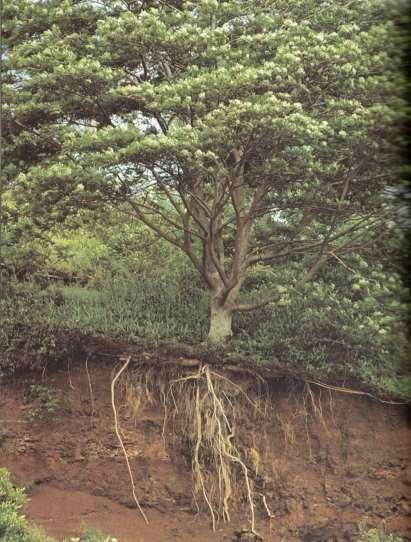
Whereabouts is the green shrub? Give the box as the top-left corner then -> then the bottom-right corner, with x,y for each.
23,383 -> 61,422
0,278 -> 59,375
73,526 -> 117,542
0,468 -> 52,542
46,231 -> 110,283
232,256 -> 410,399
0,469 -> 117,542
357,519 -> 404,541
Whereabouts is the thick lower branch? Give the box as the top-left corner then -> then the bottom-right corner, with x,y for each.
234,293 -> 281,312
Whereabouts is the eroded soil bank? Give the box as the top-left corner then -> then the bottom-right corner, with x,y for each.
0,358 -> 410,541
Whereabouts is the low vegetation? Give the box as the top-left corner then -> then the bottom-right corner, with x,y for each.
1,221 -> 409,400
357,519 -> 404,542
0,469 -> 117,542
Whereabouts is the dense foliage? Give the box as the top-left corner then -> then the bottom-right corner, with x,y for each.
0,280 -> 59,375
2,0 -> 408,342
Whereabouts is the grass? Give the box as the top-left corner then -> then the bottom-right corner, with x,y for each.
47,274 -> 209,344
1,269 -> 409,400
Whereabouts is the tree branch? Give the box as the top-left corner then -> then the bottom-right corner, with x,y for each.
126,200 -> 206,279
234,293 -> 281,312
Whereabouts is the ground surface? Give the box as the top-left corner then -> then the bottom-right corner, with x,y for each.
0,359 -> 410,541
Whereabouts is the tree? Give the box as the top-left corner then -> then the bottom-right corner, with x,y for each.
2,0 -> 406,343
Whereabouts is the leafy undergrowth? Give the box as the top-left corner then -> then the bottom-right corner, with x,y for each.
0,469 -> 116,542
357,520 -> 404,542
1,253 -> 409,401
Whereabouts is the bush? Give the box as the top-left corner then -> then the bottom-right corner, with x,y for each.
0,278 -> 59,376
232,256 -> 410,399
0,468 -> 52,542
46,230 -> 110,283
357,519 -> 404,541
74,526 -> 118,542
0,469 -> 116,542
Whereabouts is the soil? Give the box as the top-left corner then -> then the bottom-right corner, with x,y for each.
0,357 -> 410,542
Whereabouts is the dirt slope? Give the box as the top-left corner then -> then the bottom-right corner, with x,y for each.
0,359 -> 410,541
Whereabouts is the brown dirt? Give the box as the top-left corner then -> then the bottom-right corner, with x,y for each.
0,358 -> 410,541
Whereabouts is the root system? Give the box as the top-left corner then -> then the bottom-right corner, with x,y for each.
124,362 -> 266,535
113,359 -> 348,537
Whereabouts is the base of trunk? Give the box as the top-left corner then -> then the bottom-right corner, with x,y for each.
207,303 -> 233,344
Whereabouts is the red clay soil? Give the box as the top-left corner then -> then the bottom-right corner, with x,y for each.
0,359 -> 410,542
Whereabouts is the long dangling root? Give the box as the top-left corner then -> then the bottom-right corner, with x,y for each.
85,357 -> 95,426
261,493 -> 275,519
304,383 -> 329,435
193,383 -> 216,531
203,366 -> 258,535
111,356 -> 149,524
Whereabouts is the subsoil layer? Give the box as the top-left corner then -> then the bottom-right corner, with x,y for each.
0,358 -> 410,541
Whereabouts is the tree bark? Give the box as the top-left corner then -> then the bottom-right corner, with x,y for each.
207,296 -> 233,344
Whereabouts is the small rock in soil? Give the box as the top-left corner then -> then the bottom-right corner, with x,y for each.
234,529 -> 263,542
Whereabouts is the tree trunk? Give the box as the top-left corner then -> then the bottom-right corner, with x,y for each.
207,298 -> 233,344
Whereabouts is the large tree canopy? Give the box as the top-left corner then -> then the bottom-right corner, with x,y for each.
2,0 -> 406,342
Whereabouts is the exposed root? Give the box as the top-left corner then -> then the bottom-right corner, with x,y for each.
279,418 -> 296,451
305,383 -> 329,435
208,370 -> 262,413
328,389 -> 337,427
123,363 -> 353,538
304,378 -> 408,405
67,359 -> 75,391
301,389 -> 313,461
85,357 -> 95,424
187,365 -> 261,536
111,356 -> 149,524
261,493 -> 275,519
127,363 -> 263,536
193,382 -> 216,531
